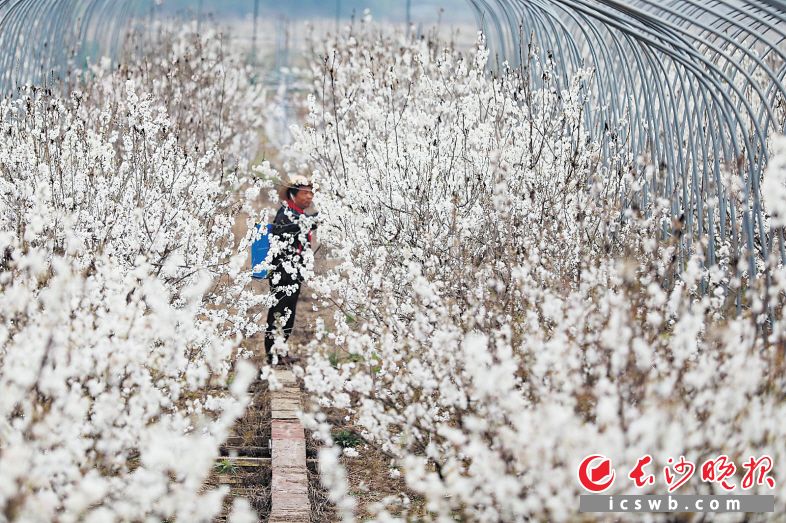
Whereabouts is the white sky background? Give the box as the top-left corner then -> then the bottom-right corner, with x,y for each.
156,0 -> 482,65
159,0 -> 478,24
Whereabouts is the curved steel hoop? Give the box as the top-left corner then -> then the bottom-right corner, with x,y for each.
0,0 -> 151,94
473,0 -> 786,273
2,0 -> 785,275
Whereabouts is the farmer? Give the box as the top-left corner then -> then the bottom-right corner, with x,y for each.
264,174 -> 318,364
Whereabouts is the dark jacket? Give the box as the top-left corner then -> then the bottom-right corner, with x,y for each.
268,202 -> 314,283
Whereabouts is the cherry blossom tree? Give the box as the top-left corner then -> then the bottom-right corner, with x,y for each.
290,20 -> 786,521
0,26 -> 269,522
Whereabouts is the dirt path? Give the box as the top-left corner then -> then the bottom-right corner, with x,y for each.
208,183 -> 339,522
205,354 -> 272,521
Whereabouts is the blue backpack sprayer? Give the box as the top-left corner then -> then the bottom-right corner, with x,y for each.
251,223 -> 272,279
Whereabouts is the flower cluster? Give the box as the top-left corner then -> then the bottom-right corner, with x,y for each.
290,21 -> 786,521
0,26 -> 267,521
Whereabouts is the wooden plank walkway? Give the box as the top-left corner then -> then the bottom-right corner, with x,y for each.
269,369 -> 311,523
209,378 -> 272,522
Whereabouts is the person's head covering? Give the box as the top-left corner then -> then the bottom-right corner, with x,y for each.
277,173 -> 313,202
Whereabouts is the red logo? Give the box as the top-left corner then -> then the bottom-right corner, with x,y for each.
578,454 -> 616,492
582,452 -> 776,491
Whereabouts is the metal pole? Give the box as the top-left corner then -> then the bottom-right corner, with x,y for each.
251,0 -> 259,64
